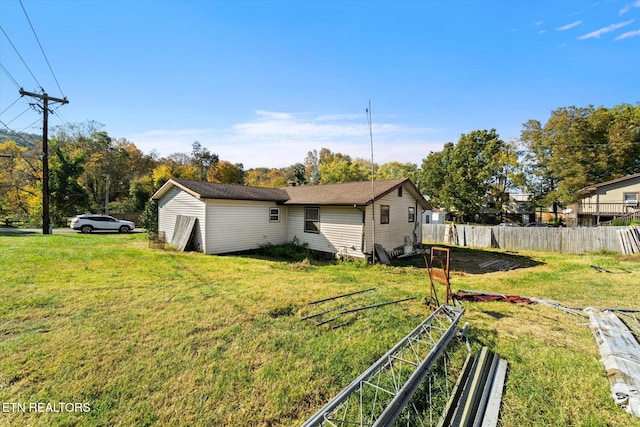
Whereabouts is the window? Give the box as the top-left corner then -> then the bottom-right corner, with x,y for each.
398,187 -> 403,197
269,208 -> 280,222
380,205 -> 390,224
408,207 -> 415,223
624,193 -> 638,206
304,207 -> 320,233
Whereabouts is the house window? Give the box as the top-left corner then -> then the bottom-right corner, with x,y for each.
304,207 -> 320,233
624,193 -> 638,206
269,208 -> 280,222
408,207 -> 415,223
398,187 -> 403,197
380,205 -> 390,224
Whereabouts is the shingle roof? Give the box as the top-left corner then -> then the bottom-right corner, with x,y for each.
156,179 -> 289,202
283,178 -> 412,206
152,178 -> 431,209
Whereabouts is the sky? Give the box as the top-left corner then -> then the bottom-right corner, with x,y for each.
1,0 -> 639,169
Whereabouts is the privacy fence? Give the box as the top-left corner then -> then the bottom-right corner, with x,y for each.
422,224 -> 632,254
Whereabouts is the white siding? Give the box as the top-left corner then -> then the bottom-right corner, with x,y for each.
205,199 -> 287,254
287,206 -> 365,258
364,183 -> 423,254
158,187 -> 206,251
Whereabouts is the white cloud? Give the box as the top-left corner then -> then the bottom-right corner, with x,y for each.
255,110 -> 294,120
619,0 -> 640,16
614,29 -> 640,40
128,111 -> 444,169
557,21 -> 582,31
577,20 -> 635,39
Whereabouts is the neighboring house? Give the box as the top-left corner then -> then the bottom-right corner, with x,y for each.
150,178 -> 431,259
471,193 -> 535,224
570,172 -> 640,226
422,206 -> 446,224
503,193 -> 536,224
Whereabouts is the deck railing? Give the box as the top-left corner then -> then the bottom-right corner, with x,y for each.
578,202 -> 639,216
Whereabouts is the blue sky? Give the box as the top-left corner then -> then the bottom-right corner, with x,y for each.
1,0 -> 639,169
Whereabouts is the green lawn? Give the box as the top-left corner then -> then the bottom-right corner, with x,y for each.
1,232 -> 639,426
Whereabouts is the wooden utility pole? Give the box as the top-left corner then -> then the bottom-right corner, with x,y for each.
19,89 -> 68,234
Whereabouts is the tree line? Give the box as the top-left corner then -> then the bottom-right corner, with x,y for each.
0,103 -> 638,226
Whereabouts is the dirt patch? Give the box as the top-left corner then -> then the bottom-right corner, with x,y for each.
393,246 -> 543,275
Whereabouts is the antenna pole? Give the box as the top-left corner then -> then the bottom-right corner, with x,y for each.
367,100 -> 376,264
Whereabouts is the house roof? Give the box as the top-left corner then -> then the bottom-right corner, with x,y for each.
151,179 -> 289,202
576,172 -> 640,196
283,178 -> 430,208
151,178 -> 432,209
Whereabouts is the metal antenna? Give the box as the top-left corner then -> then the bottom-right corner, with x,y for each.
367,100 -> 376,264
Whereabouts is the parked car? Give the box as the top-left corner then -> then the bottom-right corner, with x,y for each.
497,222 -> 520,227
70,214 -> 135,233
525,222 -> 551,227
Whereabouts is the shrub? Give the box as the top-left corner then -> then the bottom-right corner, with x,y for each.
258,237 -> 309,261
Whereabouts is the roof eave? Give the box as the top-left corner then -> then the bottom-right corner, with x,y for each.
150,179 -> 202,201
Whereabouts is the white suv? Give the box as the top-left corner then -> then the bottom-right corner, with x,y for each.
70,214 -> 135,233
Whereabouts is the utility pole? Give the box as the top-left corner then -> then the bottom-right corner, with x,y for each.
19,89 -> 68,234
105,175 -> 109,215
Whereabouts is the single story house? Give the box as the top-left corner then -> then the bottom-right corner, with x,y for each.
569,172 -> 640,226
150,178 -> 431,259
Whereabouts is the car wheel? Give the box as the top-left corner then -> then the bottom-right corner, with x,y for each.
119,225 -> 130,233
81,225 -> 92,233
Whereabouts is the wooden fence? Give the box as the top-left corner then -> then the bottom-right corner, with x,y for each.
422,224 -> 630,254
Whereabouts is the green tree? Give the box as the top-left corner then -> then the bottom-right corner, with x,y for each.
521,103 -> 640,210
283,162 -> 307,186
419,129 -> 508,221
303,149 -> 321,185
375,161 -> 418,182
209,161 -> 244,184
48,139 -> 89,224
191,141 -> 219,181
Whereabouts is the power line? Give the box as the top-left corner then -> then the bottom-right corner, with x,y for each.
17,117 -> 43,137
18,0 -> 65,97
0,96 -> 24,116
0,119 -> 38,149
2,106 -> 32,127
0,25 -> 43,91
0,62 -> 21,89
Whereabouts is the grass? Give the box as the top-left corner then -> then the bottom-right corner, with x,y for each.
0,232 -> 639,426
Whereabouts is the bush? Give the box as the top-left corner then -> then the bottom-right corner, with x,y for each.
139,200 -> 158,236
258,237 -> 309,261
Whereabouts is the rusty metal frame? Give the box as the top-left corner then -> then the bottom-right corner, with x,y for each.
423,247 -> 454,307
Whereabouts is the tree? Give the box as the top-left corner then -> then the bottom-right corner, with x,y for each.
520,104 -> 640,210
418,129 -> 508,221
209,161 -> 244,184
48,139 -> 88,224
304,150 -> 321,185
191,141 -> 219,181
283,162 -> 307,186
0,140 -> 33,221
376,161 -> 418,182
